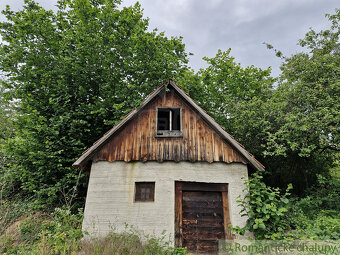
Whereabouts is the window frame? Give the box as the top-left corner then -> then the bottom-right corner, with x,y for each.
155,107 -> 183,138
134,182 -> 155,202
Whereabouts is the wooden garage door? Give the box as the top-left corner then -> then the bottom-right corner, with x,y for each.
175,182 -> 231,254
182,191 -> 225,253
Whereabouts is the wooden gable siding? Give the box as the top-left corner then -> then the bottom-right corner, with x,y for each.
93,89 -> 247,164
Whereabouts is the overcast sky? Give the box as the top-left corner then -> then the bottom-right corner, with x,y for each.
0,0 -> 338,77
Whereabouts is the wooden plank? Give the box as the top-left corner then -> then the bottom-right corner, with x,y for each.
182,200 -> 223,208
141,110 -> 148,161
213,133 -> 220,162
182,212 -> 224,220
222,191 -> 232,240
174,143 -> 179,162
183,219 -> 224,228
182,182 -> 228,192
167,139 -> 170,160
199,119 -> 204,161
182,230 -> 224,240
163,141 -> 166,161
186,118 -> 191,161
202,135 -> 206,161
189,113 -> 195,161
211,132 -> 216,162
175,182 -> 183,247
227,144 -> 232,163
196,118 -> 201,161
124,125 -> 131,162
205,130 -> 212,163
158,143 -> 162,162
182,206 -> 224,215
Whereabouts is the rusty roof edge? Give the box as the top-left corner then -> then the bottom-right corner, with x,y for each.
168,80 -> 265,172
72,83 -> 166,168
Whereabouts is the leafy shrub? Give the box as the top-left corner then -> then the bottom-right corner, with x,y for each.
39,207 -> 83,254
287,173 -> 340,240
19,215 -> 44,244
0,207 -> 83,254
0,197 -> 32,235
233,172 -> 292,239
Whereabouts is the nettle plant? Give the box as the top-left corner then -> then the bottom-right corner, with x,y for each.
233,172 -> 292,240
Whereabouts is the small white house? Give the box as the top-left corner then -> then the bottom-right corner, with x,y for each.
73,79 -> 264,253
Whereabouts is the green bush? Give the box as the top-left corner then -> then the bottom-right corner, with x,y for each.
0,207 -> 82,254
19,216 -> 44,244
0,197 -> 32,235
39,207 -> 83,254
233,172 -> 292,239
234,172 -> 340,241
287,173 -> 340,240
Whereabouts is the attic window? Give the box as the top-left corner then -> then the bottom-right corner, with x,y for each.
156,108 -> 182,137
135,182 -> 155,202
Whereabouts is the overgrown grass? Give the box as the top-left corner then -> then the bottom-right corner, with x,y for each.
0,207 -> 187,255
79,232 -> 187,255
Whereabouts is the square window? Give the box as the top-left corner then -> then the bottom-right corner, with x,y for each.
156,108 -> 182,137
135,182 -> 155,202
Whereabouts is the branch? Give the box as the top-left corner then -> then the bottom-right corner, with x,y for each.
319,145 -> 339,153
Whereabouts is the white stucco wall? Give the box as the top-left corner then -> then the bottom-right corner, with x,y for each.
82,161 -> 249,242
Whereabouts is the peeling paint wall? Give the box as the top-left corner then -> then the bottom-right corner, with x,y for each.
82,161 -> 249,242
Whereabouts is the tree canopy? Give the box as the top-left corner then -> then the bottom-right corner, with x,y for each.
0,0 -> 338,206
264,10 -> 339,192
179,10 -> 339,194
0,0 -> 188,205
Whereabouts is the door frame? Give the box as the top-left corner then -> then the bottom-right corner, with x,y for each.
174,181 -> 232,247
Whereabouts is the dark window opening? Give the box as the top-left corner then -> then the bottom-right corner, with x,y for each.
157,109 -> 170,130
135,182 -> 155,202
157,108 -> 181,131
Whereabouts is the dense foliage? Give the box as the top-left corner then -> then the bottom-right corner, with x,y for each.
234,170 -> 340,241
262,10 -> 340,192
180,10 -> 340,195
0,0 -> 188,206
0,84 -> 16,199
233,172 -> 292,240
288,172 -> 340,240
